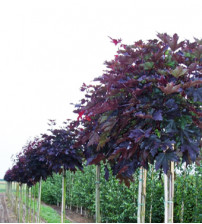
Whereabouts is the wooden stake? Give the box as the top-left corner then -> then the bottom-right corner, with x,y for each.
34,184 -> 36,223
95,164 -> 101,223
29,187 -> 32,223
15,183 -> 19,217
26,185 -> 29,222
7,182 -> 10,203
194,165 -> 199,222
37,177 -> 42,223
137,167 -> 147,223
164,161 -> 174,223
19,184 -> 23,223
61,167 -> 67,223
149,166 -> 154,223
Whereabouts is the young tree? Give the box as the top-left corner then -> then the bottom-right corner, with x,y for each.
39,121 -> 83,223
74,33 -> 202,222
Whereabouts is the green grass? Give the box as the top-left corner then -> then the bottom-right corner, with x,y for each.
40,205 -> 70,223
6,184 -> 70,223
19,191 -> 70,223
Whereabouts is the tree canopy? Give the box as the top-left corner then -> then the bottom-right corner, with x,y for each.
4,33 -> 202,187
74,33 -> 202,186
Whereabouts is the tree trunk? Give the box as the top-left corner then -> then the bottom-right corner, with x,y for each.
33,184 -> 36,223
11,182 -> 13,209
69,172 -> 72,211
29,186 -> 32,223
137,167 -> 147,223
61,167 -> 67,223
149,166 -> 154,223
164,161 -> 174,223
7,182 -> 11,203
95,164 -> 101,223
37,177 -> 42,223
19,184 -> 23,223
26,185 -> 29,222
194,165 -> 199,223
15,183 -> 19,217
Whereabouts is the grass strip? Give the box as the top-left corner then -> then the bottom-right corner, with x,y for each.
17,191 -> 71,223
40,204 -> 70,223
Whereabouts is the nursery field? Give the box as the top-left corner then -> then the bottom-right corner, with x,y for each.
3,34 -> 202,223
37,164 -> 201,223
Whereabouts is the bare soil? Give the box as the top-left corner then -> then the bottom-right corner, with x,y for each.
0,193 -> 18,223
49,205 -> 94,223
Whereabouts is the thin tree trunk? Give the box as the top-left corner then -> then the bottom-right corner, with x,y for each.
164,161 -> 174,223
137,167 -> 147,223
16,183 -> 19,217
61,167 -> 67,223
11,182 -> 13,209
26,185 -> 29,222
7,182 -> 10,203
69,173 -> 74,211
149,166 -> 154,223
69,172 -> 72,211
194,166 -> 198,223
95,164 -> 101,223
37,177 -> 42,223
29,186 -> 32,223
19,184 -> 23,223
23,184 -> 26,222
33,184 -> 36,223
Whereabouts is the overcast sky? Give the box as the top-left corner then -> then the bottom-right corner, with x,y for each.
0,0 -> 201,178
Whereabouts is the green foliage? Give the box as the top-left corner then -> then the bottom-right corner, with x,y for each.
40,163 -> 201,223
174,165 -> 202,223
41,173 -> 62,205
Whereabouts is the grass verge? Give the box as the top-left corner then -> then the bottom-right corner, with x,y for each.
11,190 -> 70,223
40,204 -> 70,223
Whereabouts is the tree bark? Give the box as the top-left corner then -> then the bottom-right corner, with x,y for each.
29,186 -> 32,223
164,161 -> 174,223
95,164 -> 101,223
61,167 -> 67,223
33,184 -> 36,223
19,184 -> 23,223
194,165 -> 199,222
15,183 -> 19,218
137,167 -> 147,223
37,177 -> 42,223
26,185 -> 29,222
149,166 -> 154,223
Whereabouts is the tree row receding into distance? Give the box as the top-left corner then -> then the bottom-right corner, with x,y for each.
4,33 -> 202,223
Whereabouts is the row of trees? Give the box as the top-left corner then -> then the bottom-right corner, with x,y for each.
4,33 -> 202,223
39,164 -> 201,223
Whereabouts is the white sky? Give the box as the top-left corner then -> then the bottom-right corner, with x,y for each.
0,0 -> 201,178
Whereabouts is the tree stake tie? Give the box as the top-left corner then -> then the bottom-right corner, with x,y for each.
164,200 -> 173,204
138,203 -> 145,206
